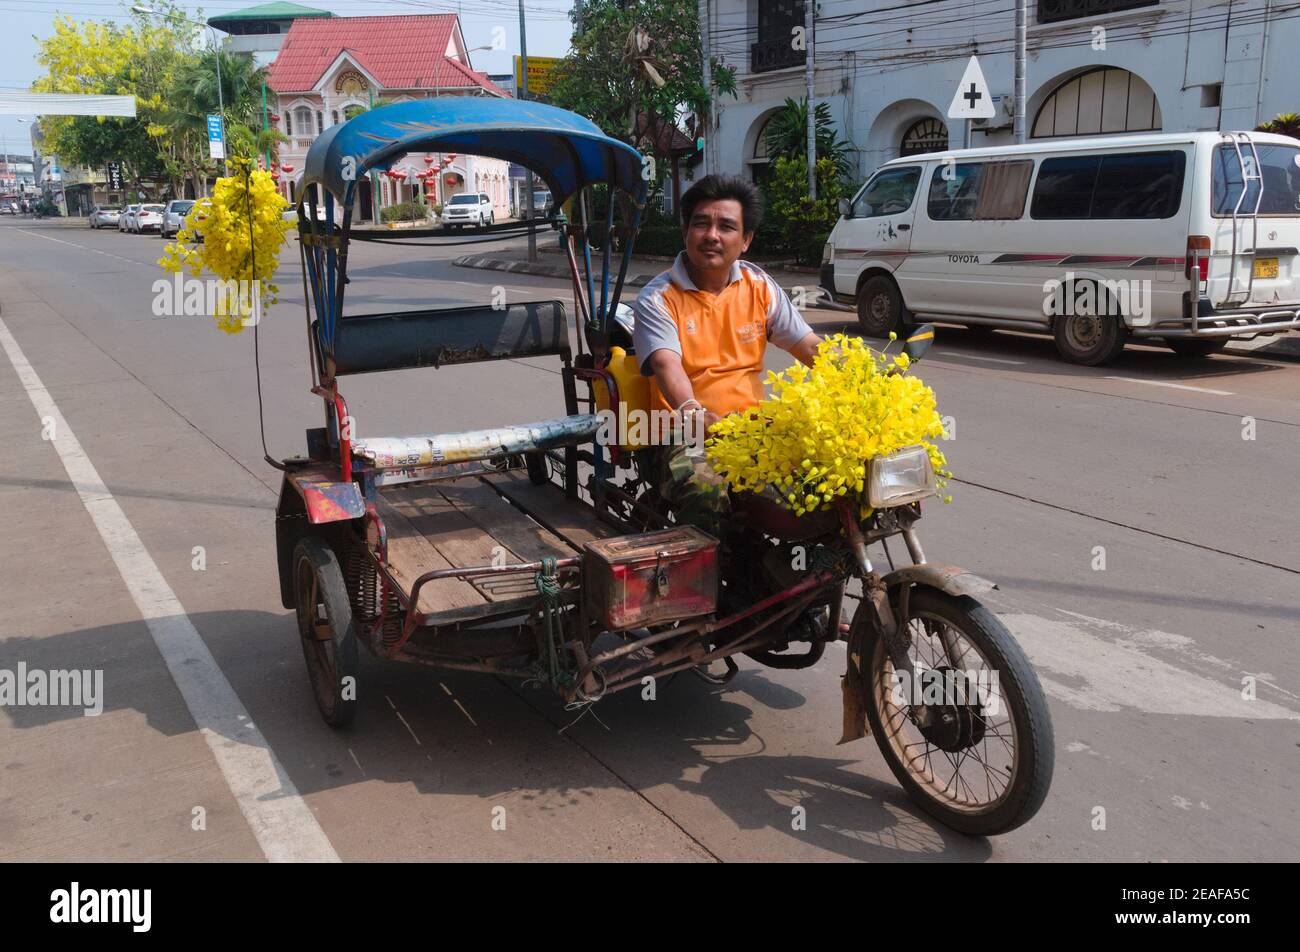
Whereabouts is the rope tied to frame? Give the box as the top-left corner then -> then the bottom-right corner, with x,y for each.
534,557 -> 564,687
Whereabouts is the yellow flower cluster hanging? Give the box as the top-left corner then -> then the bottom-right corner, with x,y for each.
158,158 -> 293,334
706,333 -> 951,516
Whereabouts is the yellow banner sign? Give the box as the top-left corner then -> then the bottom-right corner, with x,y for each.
513,55 -> 560,97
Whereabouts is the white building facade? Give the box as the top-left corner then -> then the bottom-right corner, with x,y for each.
709,0 -> 1299,185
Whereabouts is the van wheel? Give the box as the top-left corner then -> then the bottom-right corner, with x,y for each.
856,276 -> 907,339
1166,339 -> 1228,359
1053,286 -> 1127,365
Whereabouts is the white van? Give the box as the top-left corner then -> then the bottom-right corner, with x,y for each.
821,131 -> 1300,364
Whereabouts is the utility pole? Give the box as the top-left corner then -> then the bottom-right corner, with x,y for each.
702,0 -> 712,174
804,0 -> 816,196
519,0 -> 537,261
1014,0 -> 1027,143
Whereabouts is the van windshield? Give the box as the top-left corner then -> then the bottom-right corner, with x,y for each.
1212,143 -> 1300,217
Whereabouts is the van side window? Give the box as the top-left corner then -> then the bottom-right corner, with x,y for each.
852,167 -> 921,218
1031,151 -> 1186,219
1030,156 -> 1099,218
928,163 -> 983,221
1092,151 -> 1185,218
926,161 -> 1032,221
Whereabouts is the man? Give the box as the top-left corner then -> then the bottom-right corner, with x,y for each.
632,174 -> 821,540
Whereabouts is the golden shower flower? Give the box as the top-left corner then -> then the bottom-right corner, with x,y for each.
706,334 -> 950,516
158,157 -> 292,335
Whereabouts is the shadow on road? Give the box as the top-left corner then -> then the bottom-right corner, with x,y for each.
0,610 -> 994,862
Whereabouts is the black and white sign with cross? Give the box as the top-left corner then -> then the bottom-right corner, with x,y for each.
947,56 -> 995,120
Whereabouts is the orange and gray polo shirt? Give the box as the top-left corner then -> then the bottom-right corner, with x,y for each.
631,253 -> 814,417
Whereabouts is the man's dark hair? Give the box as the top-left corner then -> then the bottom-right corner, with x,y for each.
680,174 -> 764,235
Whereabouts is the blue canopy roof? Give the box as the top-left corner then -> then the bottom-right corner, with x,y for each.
300,98 -> 647,210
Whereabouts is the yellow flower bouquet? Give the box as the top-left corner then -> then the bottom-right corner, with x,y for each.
706,333 -> 950,516
158,157 -> 293,334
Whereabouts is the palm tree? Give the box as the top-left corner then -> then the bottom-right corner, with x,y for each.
764,97 -> 853,179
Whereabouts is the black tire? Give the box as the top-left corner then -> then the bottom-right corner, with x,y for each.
861,587 -> 1054,836
856,275 -> 908,339
1052,282 -> 1128,365
1166,338 -> 1228,359
292,537 -> 359,728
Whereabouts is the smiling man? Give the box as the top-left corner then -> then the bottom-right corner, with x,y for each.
632,174 -> 821,538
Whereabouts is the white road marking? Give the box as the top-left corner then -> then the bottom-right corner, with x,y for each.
1055,609 -> 1300,705
1105,376 -> 1234,396
385,694 -> 422,745
999,611 -> 1298,719
0,316 -> 339,863
951,352 -> 1026,365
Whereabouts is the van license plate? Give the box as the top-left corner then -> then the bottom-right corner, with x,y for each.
1253,257 -> 1278,279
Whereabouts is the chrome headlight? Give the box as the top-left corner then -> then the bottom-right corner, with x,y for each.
868,445 -> 937,508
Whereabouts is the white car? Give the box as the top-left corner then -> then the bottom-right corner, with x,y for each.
119,204 -> 140,232
89,204 -> 121,228
160,200 -> 194,238
441,192 -> 495,229
133,204 -> 165,233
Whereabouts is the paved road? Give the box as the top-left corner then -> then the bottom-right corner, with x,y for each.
1,217 -> 1296,862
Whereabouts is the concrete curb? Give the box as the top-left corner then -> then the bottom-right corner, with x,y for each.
451,253 -> 838,299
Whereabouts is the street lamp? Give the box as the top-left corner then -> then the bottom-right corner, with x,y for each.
132,4 -> 228,176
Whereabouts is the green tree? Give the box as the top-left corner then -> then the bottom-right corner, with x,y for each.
32,4 -> 196,193
765,156 -> 847,264
764,97 -> 853,180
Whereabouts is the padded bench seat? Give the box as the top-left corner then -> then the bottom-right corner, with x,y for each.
352,413 -> 601,469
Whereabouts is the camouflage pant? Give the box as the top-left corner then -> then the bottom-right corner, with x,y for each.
649,442 -> 731,541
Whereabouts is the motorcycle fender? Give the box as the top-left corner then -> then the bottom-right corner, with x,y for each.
881,563 -> 997,598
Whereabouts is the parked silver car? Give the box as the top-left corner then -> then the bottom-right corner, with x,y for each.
88,204 -> 121,229
160,199 -> 194,238
119,204 -> 140,232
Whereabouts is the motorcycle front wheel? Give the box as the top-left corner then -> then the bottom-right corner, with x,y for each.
861,587 -> 1053,836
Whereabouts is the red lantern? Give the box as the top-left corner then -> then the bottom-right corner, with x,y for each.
280,164 -> 294,173
424,155 -> 434,165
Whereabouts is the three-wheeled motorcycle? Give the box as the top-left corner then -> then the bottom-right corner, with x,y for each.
277,98 -> 1053,836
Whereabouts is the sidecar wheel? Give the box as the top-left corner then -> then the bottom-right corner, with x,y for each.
860,588 -> 1053,836
293,537 -> 359,728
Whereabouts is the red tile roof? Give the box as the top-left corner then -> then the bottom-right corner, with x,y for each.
267,14 -> 507,96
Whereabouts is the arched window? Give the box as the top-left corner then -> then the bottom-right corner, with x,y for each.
745,113 -> 775,185
900,118 -> 948,157
293,106 -> 312,137
316,111 -> 324,134
331,110 -> 339,126
1033,68 -> 1161,138
284,112 -> 292,135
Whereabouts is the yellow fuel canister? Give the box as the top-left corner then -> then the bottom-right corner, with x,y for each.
592,347 -> 652,450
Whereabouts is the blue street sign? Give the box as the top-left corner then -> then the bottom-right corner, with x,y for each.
207,115 -> 225,160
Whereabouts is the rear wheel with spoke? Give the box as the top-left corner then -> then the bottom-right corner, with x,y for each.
862,588 -> 1053,836
293,537 -> 359,728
